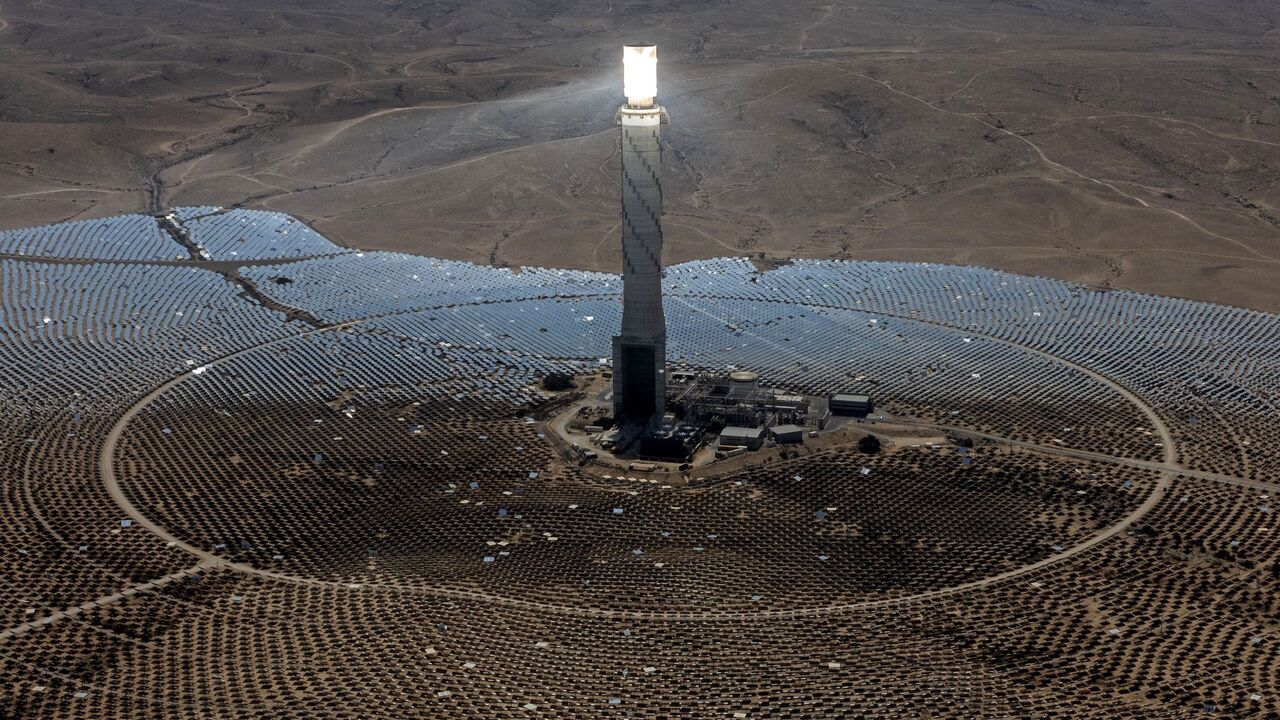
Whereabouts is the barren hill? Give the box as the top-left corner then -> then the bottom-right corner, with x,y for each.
1,0 -> 1278,309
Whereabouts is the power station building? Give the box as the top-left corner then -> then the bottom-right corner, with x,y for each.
612,45 -> 669,425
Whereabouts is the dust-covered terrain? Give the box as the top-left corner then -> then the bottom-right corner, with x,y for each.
1,0 -> 1279,309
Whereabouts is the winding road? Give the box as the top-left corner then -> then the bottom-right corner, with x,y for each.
821,62 -> 1280,264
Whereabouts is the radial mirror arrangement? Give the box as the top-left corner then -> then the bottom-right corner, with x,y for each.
0,207 -> 1278,717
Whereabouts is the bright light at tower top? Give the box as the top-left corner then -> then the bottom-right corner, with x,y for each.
623,45 -> 658,108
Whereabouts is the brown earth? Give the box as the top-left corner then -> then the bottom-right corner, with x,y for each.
1,0 -> 1279,310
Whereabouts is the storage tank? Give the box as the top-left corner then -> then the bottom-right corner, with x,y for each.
728,370 -> 759,399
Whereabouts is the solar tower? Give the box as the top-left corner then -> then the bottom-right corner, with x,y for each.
612,45 -> 668,424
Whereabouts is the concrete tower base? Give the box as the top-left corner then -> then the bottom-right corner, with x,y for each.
613,335 -> 666,423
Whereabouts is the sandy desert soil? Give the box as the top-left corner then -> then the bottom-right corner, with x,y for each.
1,0 -> 1279,310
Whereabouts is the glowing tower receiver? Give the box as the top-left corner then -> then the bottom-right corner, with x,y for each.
612,45 -> 669,423
623,45 -> 658,108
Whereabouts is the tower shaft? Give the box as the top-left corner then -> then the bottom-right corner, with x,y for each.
613,108 -> 667,422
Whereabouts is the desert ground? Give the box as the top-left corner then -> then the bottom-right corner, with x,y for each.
1,0 -> 1278,310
